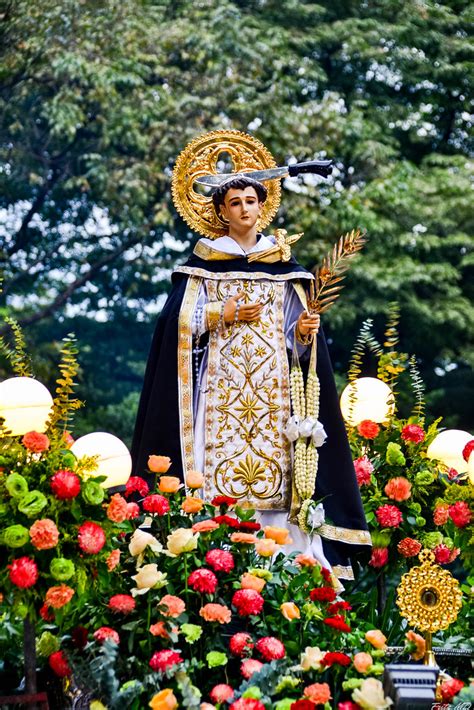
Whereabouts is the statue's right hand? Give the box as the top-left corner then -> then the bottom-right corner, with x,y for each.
224,292 -> 264,324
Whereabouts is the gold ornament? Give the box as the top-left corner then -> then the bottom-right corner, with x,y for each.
171,130 -> 281,239
396,548 -> 463,665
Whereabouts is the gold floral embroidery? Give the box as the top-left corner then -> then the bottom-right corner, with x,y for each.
318,523 -> 372,545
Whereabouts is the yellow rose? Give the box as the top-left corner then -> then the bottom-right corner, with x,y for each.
255,538 -> 279,557
264,526 -> 292,545
148,455 -> 172,473
167,528 -> 199,556
186,470 -> 204,489
300,646 -> 325,671
149,688 -> 178,709
352,678 -> 393,709
131,564 -> 167,595
159,476 -> 182,493
280,601 -> 300,621
129,529 -> 162,556
365,629 -> 387,650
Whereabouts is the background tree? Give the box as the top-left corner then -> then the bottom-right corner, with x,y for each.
1,0 -> 472,442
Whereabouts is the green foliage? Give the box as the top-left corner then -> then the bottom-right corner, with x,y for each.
45,335 -> 83,438
0,317 -> 32,378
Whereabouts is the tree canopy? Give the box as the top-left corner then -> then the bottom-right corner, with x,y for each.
1,0 -> 473,438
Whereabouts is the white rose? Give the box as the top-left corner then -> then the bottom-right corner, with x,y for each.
131,564 -> 167,596
300,645 -> 325,671
167,528 -> 199,556
352,678 -> 393,709
129,528 -> 162,556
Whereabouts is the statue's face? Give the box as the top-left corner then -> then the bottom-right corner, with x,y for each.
219,186 -> 262,230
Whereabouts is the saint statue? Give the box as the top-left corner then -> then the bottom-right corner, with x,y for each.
132,131 -> 371,581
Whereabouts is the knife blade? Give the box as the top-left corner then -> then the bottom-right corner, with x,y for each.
194,159 -> 333,187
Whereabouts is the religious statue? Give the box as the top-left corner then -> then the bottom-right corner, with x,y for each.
131,130 -> 371,580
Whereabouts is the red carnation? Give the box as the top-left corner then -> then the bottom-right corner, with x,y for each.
384,476 -> 412,502
142,494 -> 170,515
238,521 -> 261,532
48,650 -> 71,677
232,589 -> 265,617
321,567 -> 332,583
188,568 -> 218,594
211,495 -> 238,506
149,649 -> 183,672
39,603 -> 54,621
210,684 -> 234,704
433,543 -> 460,565
124,476 -> 149,498
369,547 -> 389,568
357,420 -> 380,439
291,702 -> 316,710
462,439 -> 474,463
327,601 -> 352,615
401,424 -> 425,443
230,700 -> 265,710
213,514 -> 240,528
376,504 -> 403,528
108,594 -> 136,614
93,626 -> 120,644
22,431 -> 50,453
449,501 -> 471,528
353,455 -> 374,486
9,556 -> 38,588
309,586 -> 336,602
256,636 -> 285,661
323,614 -> 351,632
321,651 -> 351,667
205,548 -> 235,573
50,470 -> 81,499
78,521 -> 106,554
440,678 -> 464,702
433,504 -> 450,526
230,632 -> 254,657
397,538 -> 422,558
240,659 -> 264,679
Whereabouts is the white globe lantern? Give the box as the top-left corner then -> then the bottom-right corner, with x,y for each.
340,377 -> 394,426
71,432 -> 132,488
467,453 -> 474,485
0,376 -> 53,436
426,429 -> 472,474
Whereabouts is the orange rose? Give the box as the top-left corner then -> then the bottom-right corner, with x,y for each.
240,573 -> 266,592
186,470 -> 204,488
365,629 -> 387,650
264,526 -> 292,545
255,538 -> 279,557
149,688 -> 178,710
406,629 -> 426,661
353,651 -> 373,673
280,601 -> 300,621
295,553 -> 318,567
230,532 -> 257,544
158,476 -> 182,493
148,455 -> 171,473
181,497 -> 204,514
192,520 -> 219,533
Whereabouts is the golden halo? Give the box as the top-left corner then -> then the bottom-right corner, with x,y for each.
396,549 -> 462,632
171,130 -> 281,239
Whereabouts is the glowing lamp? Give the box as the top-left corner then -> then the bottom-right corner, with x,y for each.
340,377 -> 394,426
71,432 -> 132,488
0,376 -> 53,436
426,429 -> 472,474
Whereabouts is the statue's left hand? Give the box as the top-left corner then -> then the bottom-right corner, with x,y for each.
297,311 -> 320,336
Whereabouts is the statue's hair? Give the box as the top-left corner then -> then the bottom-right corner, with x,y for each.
212,176 -> 267,215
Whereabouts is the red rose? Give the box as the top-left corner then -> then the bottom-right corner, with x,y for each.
22,431 -> 50,453
357,420 -> 380,439
327,601 -> 352,615
142,494 -> 170,515
376,504 -> 403,528
291,701 -> 316,710
210,684 -> 234,704
240,658 -> 264,679
108,594 -> 136,614
321,651 -> 351,667
232,589 -> 265,616
397,538 -> 422,557
49,650 -> 71,677
230,699 -> 265,710
309,586 -> 337,602
255,636 -> 285,661
78,521 -> 106,554
211,495 -> 238,506
124,476 -> 149,498
401,424 -> 425,443
449,501 -> 471,528
9,556 -> 38,588
369,547 -> 389,568
213,514 -> 240,528
188,568 -> 218,594
50,470 -> 81,499
238,521 -> 261,532
230,632 -> 254,657
149,649 -> 183,672
205,548 -> 235,572
323,614 -> 351,632
462,439 -> 474,462
93,626 -> 120,644
440,678 -> 464,702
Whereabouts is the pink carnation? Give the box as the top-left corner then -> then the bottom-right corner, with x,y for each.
78,521 -> 106,554
401,424 -> 425,443
22,431 -> 50,453
106,493 -> 129,523
376,504 -> 403,528
106,549 -> 121,571
149,649 -> 183,672
124,476 -> 149,498
29,519 -> 59,550
94,627 -> 120,644
230,700 -> 265,710
255,636 -> 285,661
9,556 -> 38,588
230,632 -> 254,657
369,547 -> 389,568
449,501 -> 471,528
384,476 -> 412,502
50,470 -> 81,499
210,685 -> 234,704
434,544 -> 459,565
126,502 -> 140,519
205,548 -> 235,572
240,658 -> 264,679
353,456 -> 374,486
232,589 -> 265,617
142,494 -> 170,515
433,504 -> 450,526
188,568 -> 218,594
108,594 -> 136,614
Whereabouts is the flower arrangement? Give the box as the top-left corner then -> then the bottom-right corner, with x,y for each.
53,458 -> 395,709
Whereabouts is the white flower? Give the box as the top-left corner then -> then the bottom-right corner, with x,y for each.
300,646 -> 325,671
131,564 -> 167,596
309,502 -> 325,530
311,420 -> 327,447
167,528 -> 199,556
284,415 -> 300,442
300,416 -> 317,438
129,528 -> 162,557
352,678 -> 393,709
